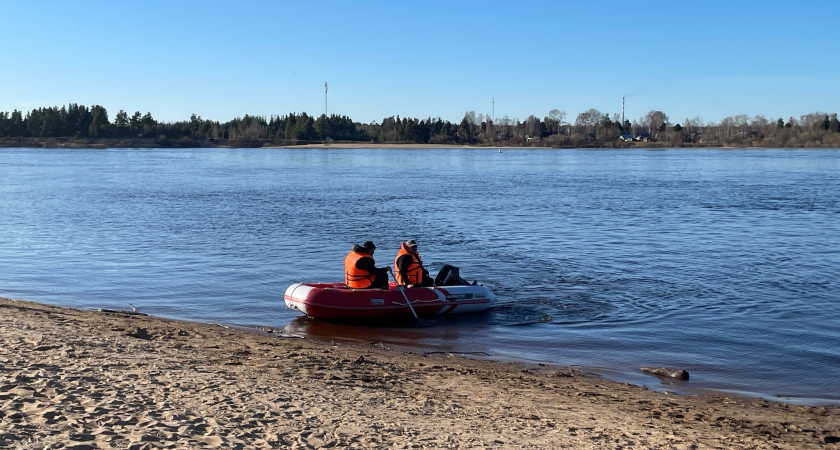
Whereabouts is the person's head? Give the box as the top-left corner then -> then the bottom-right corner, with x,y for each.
405,239 -> 417,251
362,241 -> 376,255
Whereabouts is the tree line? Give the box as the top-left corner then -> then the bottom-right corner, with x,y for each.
1,103 -> 839,148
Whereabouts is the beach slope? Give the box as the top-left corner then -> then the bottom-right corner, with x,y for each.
1,298 -> 837,449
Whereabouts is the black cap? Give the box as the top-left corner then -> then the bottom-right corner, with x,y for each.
362,241 -> 376,250
405,239 -> 417,247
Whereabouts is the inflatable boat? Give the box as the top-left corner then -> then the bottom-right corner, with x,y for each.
283,282 -> 496,321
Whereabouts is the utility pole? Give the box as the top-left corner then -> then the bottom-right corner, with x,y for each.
325,82 -> 328,117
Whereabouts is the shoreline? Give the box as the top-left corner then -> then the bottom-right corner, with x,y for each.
279,317 -> 840,407
2,297 -> 838,448
4,137 -> 840,150
270,143 -> 549,150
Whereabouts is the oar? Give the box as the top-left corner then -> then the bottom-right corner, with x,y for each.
388,267 -> 419,320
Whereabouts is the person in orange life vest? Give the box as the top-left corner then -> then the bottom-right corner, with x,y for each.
394,239 -> 434,288
344,241 -> 390,289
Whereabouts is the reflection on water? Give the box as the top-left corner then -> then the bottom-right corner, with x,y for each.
1,147 -> 838,403
283,316 -> 476,353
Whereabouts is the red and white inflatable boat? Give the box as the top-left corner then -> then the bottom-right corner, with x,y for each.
284,282 -> 496,320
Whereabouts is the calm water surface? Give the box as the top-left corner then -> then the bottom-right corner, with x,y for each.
1,147 -> 838,403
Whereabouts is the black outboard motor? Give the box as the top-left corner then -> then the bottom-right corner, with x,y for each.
435,264 -> 471,286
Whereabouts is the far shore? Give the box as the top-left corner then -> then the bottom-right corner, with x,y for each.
2,296 -> 839,449
4,136 -> 838,150
272,142 -> 548,149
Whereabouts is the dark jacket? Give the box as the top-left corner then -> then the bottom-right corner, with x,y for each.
349,244 -> 389,289
396,247 -> 432,287
350,244 -> 380,274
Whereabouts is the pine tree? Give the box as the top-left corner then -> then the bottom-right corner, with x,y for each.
130,111 -> 142,135
40,107 -> 61,137
90,105 -> 109,137
114,110 -> 129,137
829,114 -> 840,133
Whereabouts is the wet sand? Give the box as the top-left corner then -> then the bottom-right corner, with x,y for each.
2,297 -> 838,449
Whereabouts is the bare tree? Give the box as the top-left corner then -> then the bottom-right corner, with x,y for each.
461,111 -> 480,139
685,116 -> 705,127
549,109 -> 566,124
546,109 -> 567,134
720,116 -> 736,144
750,115 -> 769,128
497,115 -> 511,139
800,112 -> 828,128
465,111 -> 478,125
574,109 -> 602,127
642,110 -> 669,133
524,115 -> 541,138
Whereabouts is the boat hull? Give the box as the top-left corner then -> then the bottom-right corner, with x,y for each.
284,282 -> 495,320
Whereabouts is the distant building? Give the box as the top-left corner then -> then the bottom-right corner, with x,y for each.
619,134 -> 634,141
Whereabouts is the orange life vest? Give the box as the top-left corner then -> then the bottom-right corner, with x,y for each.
394,244 -> 423,286
344,251 -> 375,289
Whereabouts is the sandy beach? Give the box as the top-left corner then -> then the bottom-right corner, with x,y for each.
1,297 -> 838,449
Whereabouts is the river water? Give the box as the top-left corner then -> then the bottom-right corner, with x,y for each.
1,147 -> 838,403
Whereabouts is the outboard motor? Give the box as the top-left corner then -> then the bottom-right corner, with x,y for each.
435,264 -> 471,286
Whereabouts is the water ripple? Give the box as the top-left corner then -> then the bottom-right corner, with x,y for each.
1,147 -> 838,401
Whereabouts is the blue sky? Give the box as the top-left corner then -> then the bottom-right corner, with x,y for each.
1,0 -> 838,125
